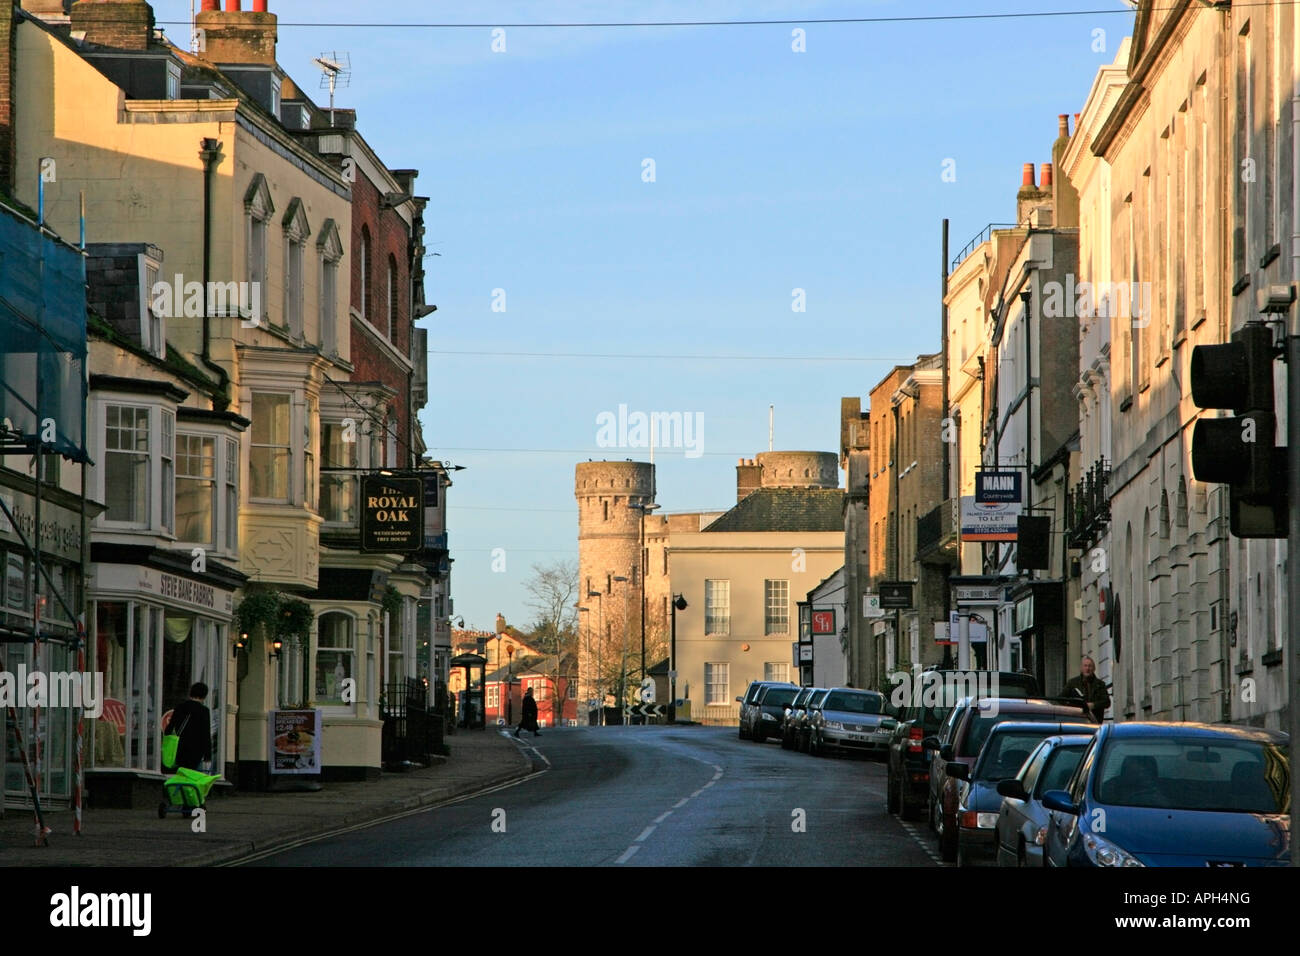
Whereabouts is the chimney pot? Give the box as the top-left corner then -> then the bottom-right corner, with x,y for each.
226,0 -> 241,9
201,0 -> 220,9
1041,163 -> 1053,188
253,0 -> 268,9
1021,163 -> 1036,188
1058,113 -> 1069,137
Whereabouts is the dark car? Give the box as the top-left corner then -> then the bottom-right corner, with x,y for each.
925,696 -> 1091,862
751,684 -> 800,743
948,721 -> 1095,866
795,688 -> 830,752
1042,722 -> 1290,867
886,670 -> 1041,821
781,687 -> 818,749
806,689 -> 895,757
995,733 -> 1093,867
736,680 -> 794,739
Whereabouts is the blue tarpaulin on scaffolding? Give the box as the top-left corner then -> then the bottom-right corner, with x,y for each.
0,201 -> 88,463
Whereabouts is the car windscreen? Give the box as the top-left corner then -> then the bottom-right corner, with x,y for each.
963,712 -> 1073,757
975,730 -> 1061,781
1094,737 -> 1289,813
762,688 -> 798,707
1034,745 -> 1087,797
820,691 -> 883,714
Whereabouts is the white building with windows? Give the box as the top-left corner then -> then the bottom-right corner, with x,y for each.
666,488 -> 844,725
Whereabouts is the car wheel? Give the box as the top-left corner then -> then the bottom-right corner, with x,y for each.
739,722 -> 748,740
808,731 -> 819,756
900,783 -> 921,822
158,802 -> 168,819
1017,839 -> 1027,868
887,767 -> 901,814
753,725 -> 766,743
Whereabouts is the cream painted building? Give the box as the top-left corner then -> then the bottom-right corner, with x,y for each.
668,488 -> 844,725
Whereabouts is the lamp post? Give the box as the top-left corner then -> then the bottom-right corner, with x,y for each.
630,502 -> 660,684
574,604 -> 591,722
670,594 -> 687,722
587,590 -> 604,723
612,575 -> 630,722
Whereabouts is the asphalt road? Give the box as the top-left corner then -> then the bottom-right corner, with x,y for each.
243,725 -> 942,866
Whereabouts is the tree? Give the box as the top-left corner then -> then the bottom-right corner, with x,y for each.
522,559 -> 580,725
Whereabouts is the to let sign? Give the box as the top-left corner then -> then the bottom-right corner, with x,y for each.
360,476 -> 423,553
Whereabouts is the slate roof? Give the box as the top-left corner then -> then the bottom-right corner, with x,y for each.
701,488 -> 844,533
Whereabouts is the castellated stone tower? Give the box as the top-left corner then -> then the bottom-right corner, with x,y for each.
575,461 -> 656,708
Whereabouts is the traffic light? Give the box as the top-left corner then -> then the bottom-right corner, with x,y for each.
1190,323 -> 1287,537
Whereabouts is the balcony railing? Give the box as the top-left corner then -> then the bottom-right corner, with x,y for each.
1065,459 -> 1112,548
916,497 -> 959,562
950,223 -> 1017,273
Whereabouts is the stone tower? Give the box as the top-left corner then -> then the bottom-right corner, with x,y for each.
575,461 -> 656,708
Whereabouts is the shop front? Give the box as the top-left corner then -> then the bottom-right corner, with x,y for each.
86,547 -> 243,807
1009,580 -> 1066,696
1,485 -> 86,812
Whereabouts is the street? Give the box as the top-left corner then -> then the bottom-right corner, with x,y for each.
243,726 -> 938,867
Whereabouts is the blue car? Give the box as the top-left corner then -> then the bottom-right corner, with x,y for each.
1041,722 -> 1290,867
994,733 -> 1095,867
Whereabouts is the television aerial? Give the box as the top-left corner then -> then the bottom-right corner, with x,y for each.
313,52 -> 351,127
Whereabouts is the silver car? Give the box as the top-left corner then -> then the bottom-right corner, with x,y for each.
808,688 -> 896,758
994,733 -> 1094,867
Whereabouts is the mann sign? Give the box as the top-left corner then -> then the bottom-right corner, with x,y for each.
975,471 -> 1022,504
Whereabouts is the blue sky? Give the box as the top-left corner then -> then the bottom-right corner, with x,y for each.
156,0 -> 1136,631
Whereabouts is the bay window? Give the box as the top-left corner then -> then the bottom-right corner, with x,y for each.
316,612 -> 355,709
104,404 -> 150,525
320,421 -> 358,523
250,393 -> 291,502
176,434 -> 216,546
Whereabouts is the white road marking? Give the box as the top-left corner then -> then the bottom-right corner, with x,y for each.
690,789 -> 703,798
654,810 -> 673,824
615,845 -> 640,864
897,819 -> 947,866
635,826 -> 656,842
673,798 -> 688,809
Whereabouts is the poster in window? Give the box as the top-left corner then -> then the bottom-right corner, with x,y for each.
269,709 -> 321,774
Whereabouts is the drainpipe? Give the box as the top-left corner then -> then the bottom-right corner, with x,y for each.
199,138 -> 231,410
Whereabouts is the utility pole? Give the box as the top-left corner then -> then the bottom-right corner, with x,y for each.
1286,290 -> 1300,867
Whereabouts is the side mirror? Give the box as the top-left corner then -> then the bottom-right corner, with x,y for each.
921,736 -> 940,751
996,778 -> 1028,800
1041,790 -> 1078,814
939,744 -> 954,762
946,762 -> 969,780
736,696 -> 744,704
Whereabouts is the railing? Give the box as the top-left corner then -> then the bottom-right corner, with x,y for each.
381,677 -> 444,764
916,497 -> 958,559
950,223 -> 1018,273
1065,459 -> 1112,548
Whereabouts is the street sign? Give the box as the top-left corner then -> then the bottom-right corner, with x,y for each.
624,703 -> 665,718
878,581 -> 913,609
862,593 -> 884,618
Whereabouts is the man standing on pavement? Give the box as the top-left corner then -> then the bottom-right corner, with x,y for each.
1063,657 -> 1109,723
515,686 -> 541,738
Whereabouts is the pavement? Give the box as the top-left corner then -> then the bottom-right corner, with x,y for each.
0,728 -> 533,866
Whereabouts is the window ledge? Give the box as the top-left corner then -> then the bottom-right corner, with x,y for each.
1190,312 -> 1207,331
1232,275 -> 1251,297
1119,396 -> 1133,413
1154,353 -> 1169,368
1171,331 -> 1186,350
1261,649 -> 1282,668
1235,660 -> 1254,676
1260,243 -> 1281,268
1138,380 -> 1150,394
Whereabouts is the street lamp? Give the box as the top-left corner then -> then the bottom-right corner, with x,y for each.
671,594 -> 687,721
588,590 -> 604,722
629,502 -> 660,684
612,575 -> 630,722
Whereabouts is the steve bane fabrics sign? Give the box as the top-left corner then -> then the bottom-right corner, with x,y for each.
360,476 -> 423,553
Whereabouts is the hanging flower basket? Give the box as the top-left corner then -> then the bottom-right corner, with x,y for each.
278,598 -> 315,639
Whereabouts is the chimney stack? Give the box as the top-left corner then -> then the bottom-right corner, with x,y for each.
1053,112 -> 1081,228
737,457 -> 762,502
70,0 -> 154,51
1016,161 -> 1050,224
195,0 -> 277,66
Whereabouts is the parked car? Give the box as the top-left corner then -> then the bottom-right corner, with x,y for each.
751,684 -> 801,742
1042,722 -> 1290,867
994,733 -> 1094,867
781,687 -> 818,749
737,680 -> 795,740
925,696 -> 1092,862
948,721 -> 1095,866
886,671 -> 1039,821
796,688 -> 830,752
806,688 -> 895,758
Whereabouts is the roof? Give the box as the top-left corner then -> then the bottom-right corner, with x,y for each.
702,487 -> 844,533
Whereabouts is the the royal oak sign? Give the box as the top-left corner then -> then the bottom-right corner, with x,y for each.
360,475 -> 423,553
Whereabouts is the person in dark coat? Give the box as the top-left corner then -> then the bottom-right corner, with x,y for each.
167,682 -> 214,771
515,686 -> 541,738
1062,657 -> 1110,723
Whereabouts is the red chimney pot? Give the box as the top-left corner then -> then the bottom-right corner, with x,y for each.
253,0 -> 268,9
1021,163 -> 1036,188
1041,163 -> 1053,188
201,0 -> 219,9
1058,113 -> 1069,137
225,0 -> 241,10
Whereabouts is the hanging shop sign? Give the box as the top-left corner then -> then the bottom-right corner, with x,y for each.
960,496 -> 1022,542
811,609 -> 836,634
975,471 -> 1023,504
360,475 -> 423,553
